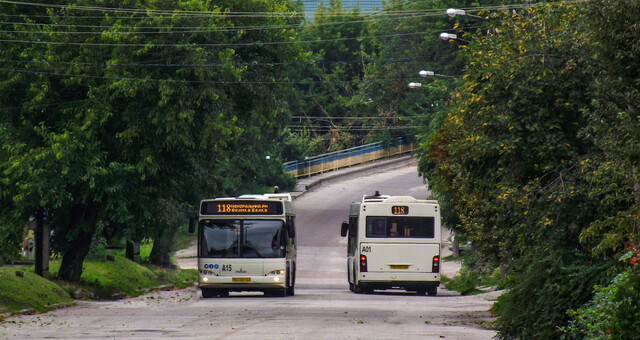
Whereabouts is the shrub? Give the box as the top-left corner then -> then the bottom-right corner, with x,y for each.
562,270 -> 640,339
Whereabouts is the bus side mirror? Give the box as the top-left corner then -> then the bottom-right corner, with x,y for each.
340,221 -> 349,237
189,217 -> 196,233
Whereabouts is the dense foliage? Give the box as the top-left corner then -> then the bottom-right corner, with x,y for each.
422,0 -> 640,338
0,0 -> 305,277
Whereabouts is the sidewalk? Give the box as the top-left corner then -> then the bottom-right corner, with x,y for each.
289,154 -> 418,198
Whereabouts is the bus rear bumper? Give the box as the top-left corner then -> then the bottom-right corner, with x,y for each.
358,272 -> 440,290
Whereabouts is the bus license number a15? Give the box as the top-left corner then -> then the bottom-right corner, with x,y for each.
362,245 -> 371,253
222,264 -> 232,271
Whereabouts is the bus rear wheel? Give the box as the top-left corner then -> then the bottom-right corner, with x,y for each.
286,270 -> 295,296
427,287 -> 437,296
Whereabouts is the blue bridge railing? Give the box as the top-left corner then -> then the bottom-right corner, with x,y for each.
283,138 -> 414,178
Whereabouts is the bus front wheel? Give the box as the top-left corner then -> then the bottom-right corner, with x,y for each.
202,288 -> 228,298
202,288 -> 215,298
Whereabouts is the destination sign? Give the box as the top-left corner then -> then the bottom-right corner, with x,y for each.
391,205 -> 409,215
201,200 -> 283,215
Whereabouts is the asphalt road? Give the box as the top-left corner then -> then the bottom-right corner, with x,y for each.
1,162 -> 499,339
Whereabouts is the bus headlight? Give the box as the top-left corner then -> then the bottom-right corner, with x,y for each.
202,276 -> 209,282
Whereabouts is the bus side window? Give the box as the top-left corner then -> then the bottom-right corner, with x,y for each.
348,216 -> 358,256
286,216 -> 296,238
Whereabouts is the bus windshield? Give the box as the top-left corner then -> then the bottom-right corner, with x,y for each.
200,219 -> 285,258
366,216 -> 435,238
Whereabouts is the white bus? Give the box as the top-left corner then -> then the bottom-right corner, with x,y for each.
190,194 -> 296,298
340,191 -> 441,295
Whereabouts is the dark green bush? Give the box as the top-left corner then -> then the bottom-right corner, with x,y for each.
562,270 -> 640,340
494,252 -> 611,340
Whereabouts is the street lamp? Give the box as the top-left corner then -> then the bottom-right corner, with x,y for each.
439,32 -> 469,43
446,8 -> 487,20
409,70 -> 457,88
439,32 -> 458,41
446,8 -> 465,17
419,70 -> 456,79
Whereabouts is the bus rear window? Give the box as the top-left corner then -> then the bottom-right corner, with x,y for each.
366,216 -> 435,238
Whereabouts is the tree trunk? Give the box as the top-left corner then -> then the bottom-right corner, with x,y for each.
452,234 -> 460,258
148,222 -> 178,268
58,203 -> 99,282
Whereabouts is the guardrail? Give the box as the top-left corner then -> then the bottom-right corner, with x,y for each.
284,139 -> 415,178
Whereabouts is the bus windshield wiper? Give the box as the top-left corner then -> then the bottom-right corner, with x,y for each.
243,240 -> 264,258
221,240 -> 238,257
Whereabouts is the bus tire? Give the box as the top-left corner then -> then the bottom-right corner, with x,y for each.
427,287 -> 437,296
287,269 -> 296,296
354,284 -> 364,294
416,289 -> 427,296
201,288 -> 215,298
265,289 -> 286,297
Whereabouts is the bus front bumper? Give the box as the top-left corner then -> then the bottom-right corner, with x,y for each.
199,275 -> 286,290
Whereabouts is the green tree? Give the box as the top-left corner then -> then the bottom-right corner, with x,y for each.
562,1 -> 640,338
424,3 -> 613,337
286,0 -> 371,151
0,0 -> 306,279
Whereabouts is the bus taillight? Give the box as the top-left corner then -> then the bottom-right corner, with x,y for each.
360,255 -> 368,272
432,256 -> 440,273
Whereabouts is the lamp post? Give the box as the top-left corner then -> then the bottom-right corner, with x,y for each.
409,70 -> 457,88
439,32 -> 469,43
446,8 -> 487,20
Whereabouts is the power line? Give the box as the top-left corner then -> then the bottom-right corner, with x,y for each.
290,116 -> 419,120
0,67 -> 419,85
288,125 -> 423,129
0,54 -> 446,68
0,0 -> 587,19
0,12 -> 439,35
0,28 -> 455,48
0,0 -> 460,18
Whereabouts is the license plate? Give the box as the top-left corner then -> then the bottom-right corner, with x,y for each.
232,277 -> 251,283
390,265 -> 409,270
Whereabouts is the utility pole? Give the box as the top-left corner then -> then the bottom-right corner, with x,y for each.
34,208 -> 50,279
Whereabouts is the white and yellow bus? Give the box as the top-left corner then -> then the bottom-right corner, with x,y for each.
340,192 -> 441,295
191,194 -> 296,298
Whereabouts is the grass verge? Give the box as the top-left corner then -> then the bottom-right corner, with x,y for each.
0,267 -> 73,317
47,256 -> 197,299
1,255 -> 196,320
442,247 -> 505,295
